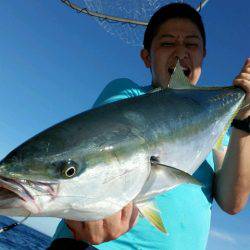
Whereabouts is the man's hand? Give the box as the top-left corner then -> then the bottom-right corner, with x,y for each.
233,58 -> 250,119
65,202 -> 139,245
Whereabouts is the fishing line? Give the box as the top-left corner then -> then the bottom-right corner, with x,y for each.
0,212 -> 31,233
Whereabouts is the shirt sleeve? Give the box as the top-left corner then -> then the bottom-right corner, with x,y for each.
93,78 -> 144,108
52,219 -> 74,240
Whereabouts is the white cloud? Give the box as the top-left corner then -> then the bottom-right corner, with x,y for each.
209,229 -> 236,244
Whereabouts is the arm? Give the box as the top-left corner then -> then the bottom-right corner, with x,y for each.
213,58 -> 250,214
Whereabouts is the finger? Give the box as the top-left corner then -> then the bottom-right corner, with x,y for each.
66,219 -> 105,244
236,72 -> 250,80
129,205 -> 139,228
241,66 -> 250,74
102,210 -> 124,241
237,59 -> 250,75
234,79 -> 250,92
101,204 -> 136,241
121,202 -> 133,223
121,203 -> 139,230
234,78 -> 250,85
82,220 -> 105,244
243,58 -> 250,67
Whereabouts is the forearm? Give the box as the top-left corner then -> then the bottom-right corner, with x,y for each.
214,126 -> 250,214
214,58 -> 250,214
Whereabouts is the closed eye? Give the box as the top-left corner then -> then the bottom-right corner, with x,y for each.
185,43 -> 198,48
161,42 -> 175,47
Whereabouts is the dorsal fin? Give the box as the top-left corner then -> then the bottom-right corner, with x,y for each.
168,60 -> 196,89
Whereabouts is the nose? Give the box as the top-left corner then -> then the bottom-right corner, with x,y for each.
174,45 -> 188,60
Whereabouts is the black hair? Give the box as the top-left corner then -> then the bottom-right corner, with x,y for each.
143,3 -> 206,51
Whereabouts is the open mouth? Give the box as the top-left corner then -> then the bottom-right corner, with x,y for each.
0,176 -> 59,212
168,67 -> 191,77
0,188 -> 20,201
0,177 -> 33,202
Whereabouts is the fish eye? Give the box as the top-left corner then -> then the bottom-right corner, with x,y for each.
52,159 -> 79,179
62,160 -> 78,178
65,165 -> 76,178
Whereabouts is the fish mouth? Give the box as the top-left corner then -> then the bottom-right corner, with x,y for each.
0,187 -> 21,205
0,176 -> 59,213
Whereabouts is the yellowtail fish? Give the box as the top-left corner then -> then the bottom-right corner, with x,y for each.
0,62 -> 245,233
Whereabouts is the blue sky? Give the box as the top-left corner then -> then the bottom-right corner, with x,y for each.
0,1 -> 249,249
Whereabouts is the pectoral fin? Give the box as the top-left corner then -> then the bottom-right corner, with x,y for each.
152,161 -> 202,187
135,161 -> 202,203
134,161 -> 202,234
136,200 -> 167,234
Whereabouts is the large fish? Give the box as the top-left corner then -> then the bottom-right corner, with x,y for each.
0,62 -> 245,233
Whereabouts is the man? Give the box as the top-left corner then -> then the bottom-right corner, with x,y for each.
52,3 -> 250,249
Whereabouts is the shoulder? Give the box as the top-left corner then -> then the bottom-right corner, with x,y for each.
101,78 -> 142,96
93,78 -> 146,108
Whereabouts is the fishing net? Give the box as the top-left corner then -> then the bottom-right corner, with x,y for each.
61,0 -> 209,46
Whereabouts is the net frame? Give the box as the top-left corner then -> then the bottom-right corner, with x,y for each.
60,0 -> 210,26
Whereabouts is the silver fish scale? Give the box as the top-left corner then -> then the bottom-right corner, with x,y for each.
0,85 -> 245,220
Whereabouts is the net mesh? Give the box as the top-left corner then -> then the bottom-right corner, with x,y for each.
62,0 -> 209,46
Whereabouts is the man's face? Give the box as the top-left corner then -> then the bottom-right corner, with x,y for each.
141,18 -> 206,88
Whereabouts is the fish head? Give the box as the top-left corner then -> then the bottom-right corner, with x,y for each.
0,124 -> 97,216
0,120 -> 146,219
0,150 -> 112,218
0,146 -> 86,182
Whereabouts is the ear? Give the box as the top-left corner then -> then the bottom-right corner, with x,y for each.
140,49 -> 151,68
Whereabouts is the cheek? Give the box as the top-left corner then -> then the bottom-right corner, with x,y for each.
151,53 -> 167,71
192,49 -> 204,64
190,51 -> 204,82
191,67 -> 202,84
150,56 -> 161,74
